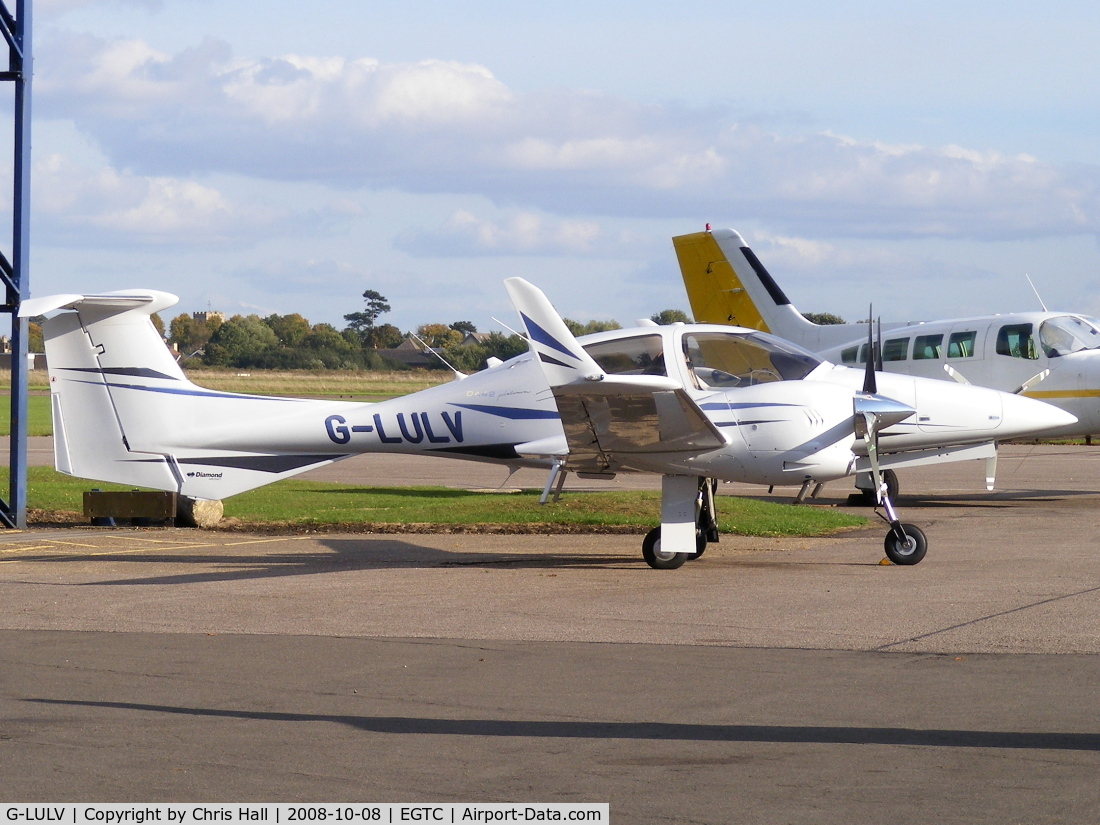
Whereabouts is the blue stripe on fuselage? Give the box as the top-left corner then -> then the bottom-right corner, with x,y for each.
450,402 -> 559,420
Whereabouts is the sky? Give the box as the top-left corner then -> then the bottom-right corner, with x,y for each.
6,0 -> 1100,334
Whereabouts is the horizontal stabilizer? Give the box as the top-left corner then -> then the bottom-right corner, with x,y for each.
20,289 -> 179,319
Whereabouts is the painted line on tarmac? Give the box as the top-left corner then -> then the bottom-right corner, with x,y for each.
0,534 -> 313,563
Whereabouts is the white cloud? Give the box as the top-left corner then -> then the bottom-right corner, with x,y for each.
396,209 -> 607,257
29,153 -> 291,246
229,257 -> 365,296
33,34 -> 1100,244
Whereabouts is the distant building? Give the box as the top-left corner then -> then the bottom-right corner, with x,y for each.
193,311 -> 225,324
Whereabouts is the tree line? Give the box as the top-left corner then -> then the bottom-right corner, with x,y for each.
164,288 -> 644,373
23,296 -> 844,369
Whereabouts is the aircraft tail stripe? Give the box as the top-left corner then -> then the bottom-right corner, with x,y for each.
177,454 -> 343,473
740,246 -> 791,306
59,366 -> 181,381
538,352 -> 574,369
521,312 -> 579,360
69,378 -> 304,403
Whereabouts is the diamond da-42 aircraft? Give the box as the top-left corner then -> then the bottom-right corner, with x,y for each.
21,278 -> 1074,568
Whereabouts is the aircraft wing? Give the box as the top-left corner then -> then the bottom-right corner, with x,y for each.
504,277 -> 726,473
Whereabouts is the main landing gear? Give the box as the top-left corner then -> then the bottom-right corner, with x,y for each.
642,477 -> 718,570
852,468 -> 899,506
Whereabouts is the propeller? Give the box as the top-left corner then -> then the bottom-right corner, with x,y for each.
862,307 -> 876,394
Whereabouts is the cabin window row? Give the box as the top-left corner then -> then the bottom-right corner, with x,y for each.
840,330 -> 979,365
839,318 -> 1100,365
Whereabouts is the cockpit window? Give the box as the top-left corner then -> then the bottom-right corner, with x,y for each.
996,323 -> 1038,360
1038,316 -> 1100,358
682,331 -> 821,387
583,334 -> 666,376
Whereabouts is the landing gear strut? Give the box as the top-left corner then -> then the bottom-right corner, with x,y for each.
855,392 -> 929,565
853,468 -> 898,506
642,476 -> 718,569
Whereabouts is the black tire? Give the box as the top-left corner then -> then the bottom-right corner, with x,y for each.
883,469 -> 900,501
852,470 -> 900,507
687,529 -> 709,561
642,527 -> 689,570
884,523 -> 927,565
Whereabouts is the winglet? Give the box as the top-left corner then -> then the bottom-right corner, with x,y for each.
504,277 -> 606,386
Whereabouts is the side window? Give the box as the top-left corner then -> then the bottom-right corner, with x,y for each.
995,323 -> 1037,360
882,337 -> 909,362
583,334 -> 666,375
948,331 -> 977,358
913,333 -> 943,360
840,346 -> 858,364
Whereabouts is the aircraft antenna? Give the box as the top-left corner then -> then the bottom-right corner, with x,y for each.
409,332 -> 467,379
491,316 -> 524,338
1024,273 -> 1048,312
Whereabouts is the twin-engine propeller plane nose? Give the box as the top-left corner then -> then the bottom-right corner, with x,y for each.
674,227 -> 1100,499
22,281 -> 1075,569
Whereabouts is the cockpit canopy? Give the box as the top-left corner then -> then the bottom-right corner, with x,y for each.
581,328 -> 822,388
1038,315 -> 1100,358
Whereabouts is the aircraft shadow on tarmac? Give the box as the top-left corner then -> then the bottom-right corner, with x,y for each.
63,538 -> 643,587
760,488 -> 1099,511
26,698 -> 1100,752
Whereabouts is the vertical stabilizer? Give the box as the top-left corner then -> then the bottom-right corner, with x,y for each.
673,229 -> 867,351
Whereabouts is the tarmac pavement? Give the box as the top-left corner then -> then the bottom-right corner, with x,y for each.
0,442 -> 1098,821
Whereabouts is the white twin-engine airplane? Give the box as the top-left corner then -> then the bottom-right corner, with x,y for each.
21,279 -> 1074,569
675,228 -> 1100,499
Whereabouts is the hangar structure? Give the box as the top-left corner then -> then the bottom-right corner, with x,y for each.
0,0 -> 31,528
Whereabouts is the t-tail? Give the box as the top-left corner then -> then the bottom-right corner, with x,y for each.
672,228 -> 885,351
20,291 -> 366,500
21,290 -> 566,502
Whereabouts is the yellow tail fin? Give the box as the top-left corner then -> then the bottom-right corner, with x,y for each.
672,231 -> 770,332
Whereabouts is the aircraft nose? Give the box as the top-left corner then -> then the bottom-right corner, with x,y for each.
998,392 -> 1078,438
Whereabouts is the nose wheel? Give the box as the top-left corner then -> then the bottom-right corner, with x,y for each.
883,522 -> 927,565
856,386 -> 929,566
877,489 -> 928,565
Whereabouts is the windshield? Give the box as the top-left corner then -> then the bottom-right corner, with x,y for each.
1038,316 -> 1100,358
682,331 -> 821,387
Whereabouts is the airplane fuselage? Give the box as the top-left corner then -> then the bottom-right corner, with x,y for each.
816,311 -> 1100,436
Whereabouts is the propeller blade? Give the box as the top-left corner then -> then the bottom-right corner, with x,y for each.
1013,369 -> 1050,395
875,317 -> 883,371
853,395 -> 916,505
862,305 -> 876,395
943,364 -> 971,385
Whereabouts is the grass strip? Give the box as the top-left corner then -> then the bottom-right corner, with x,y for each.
2,466 -> 867,536
0,395 -> 53,437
